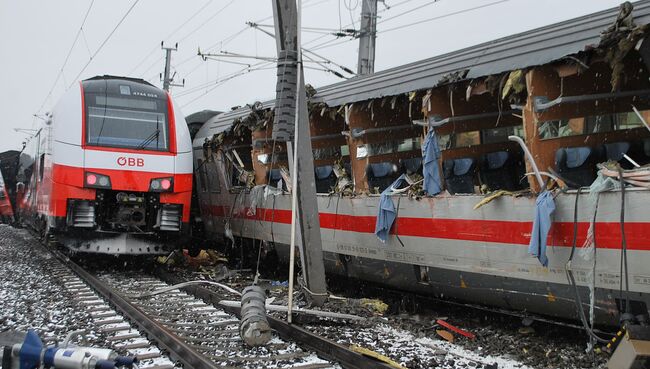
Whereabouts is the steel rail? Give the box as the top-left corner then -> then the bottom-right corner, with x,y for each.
155,270 -> 396,369
48,249 -> 222,369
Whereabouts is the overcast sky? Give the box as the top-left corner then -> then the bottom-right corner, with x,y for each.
0,0 -> 629,152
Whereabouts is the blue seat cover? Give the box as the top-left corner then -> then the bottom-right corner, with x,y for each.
486,151 -> 509,170
564,147 -> 592,168
315,165 -> 333,179
453,158 -> 475,176
605,142 -> 630,161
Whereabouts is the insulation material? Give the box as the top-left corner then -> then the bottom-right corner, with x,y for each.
599,2 -> 650,91
501,70 -> 525,101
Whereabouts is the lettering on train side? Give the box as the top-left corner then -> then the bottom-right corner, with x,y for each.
336,243 -> 378,256
384,251 -> 426,263
634,275 -> 650,285
117,156 -> 145,167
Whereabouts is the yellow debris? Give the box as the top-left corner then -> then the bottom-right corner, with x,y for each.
436,329 -> 454,343
473,190 -> 524,210
546,291 -> 556,302
501,70 -> 525,99
360,298 -> 389,315
350,345 -> 406,369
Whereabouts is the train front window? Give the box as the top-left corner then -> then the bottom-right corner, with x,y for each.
86,95 -> 169,151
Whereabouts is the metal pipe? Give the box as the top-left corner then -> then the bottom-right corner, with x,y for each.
416,109 -> 521,127
534,89 -> 650,112
509,135 -> 544,189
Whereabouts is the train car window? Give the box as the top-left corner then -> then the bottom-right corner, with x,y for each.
481,126 -> 523,144
538,110 -> 648,139
356,138 -> 421,158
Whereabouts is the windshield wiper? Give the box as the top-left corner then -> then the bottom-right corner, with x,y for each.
136,128 -> 160,150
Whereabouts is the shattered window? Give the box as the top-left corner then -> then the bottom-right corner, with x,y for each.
482,126 -> 520,144
538,110 -> 647,139
313,146 -> 342,160
357,138 -> 421,158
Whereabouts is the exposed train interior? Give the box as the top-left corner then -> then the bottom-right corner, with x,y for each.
198,52 -> 650,197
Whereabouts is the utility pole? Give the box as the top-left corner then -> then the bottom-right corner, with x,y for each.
160,42 -> 184,91
357,0 -> 378,75
272,0 -> 328,312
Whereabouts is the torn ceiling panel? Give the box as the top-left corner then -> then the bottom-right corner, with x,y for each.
313,0 -> 650,106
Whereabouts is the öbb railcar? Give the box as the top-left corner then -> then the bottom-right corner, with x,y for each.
17,76 -> 193,254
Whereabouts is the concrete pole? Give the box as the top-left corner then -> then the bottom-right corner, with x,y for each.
161,43 -> 178,92
357,0 -> 377,75
272,0 -> 328,308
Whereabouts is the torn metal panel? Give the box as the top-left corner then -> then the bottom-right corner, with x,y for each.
312,1 -> 650,107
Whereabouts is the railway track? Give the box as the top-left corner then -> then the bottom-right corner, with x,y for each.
44,245 -> 396,369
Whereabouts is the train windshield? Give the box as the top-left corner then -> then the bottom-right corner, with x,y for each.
86,95 -> 169,151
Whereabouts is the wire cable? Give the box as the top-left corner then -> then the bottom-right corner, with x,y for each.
379,0 -> 509,34
68,0 -> 142,88
36,0 -> 95,114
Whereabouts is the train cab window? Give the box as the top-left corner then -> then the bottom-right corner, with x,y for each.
85,94 -> 169,151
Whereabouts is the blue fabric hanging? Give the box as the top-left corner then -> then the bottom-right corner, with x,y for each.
374,174 -> 409,243
528,190 -> 556,267
422,128 -> 442,196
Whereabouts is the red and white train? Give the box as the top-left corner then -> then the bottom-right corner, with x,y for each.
17,76 -> 193,254
190,4 -> 650,327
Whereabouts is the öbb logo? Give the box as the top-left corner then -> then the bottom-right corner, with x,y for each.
117,156 -> 145,167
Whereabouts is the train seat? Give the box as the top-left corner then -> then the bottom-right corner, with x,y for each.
479,151 -> 524,191
267,169 -> 284,189
366,162 -> 400,192
555,146 -> 603,187
314,165 -> 337,193
442,157 -> 476,194
400,157 -> 423,175
604,141 -> 636,169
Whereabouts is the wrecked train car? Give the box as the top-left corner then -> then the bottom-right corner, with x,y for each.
192,2 -> 650,326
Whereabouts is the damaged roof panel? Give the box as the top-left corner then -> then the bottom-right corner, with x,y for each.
194,1 -> 650,141
313,0 -> 650,106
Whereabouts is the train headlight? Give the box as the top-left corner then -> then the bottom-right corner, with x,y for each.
150,177 -> 173,192
84,172 -> 111,189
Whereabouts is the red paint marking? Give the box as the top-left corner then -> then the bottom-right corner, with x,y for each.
80,82 -> 86,148
436,319 -> 476,340
166,92 -> 177,154
205,205 -> 650,251
52,163 -> 192,193
84,145 -> 176,156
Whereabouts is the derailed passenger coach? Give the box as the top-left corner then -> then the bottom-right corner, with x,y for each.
17,76 -> 193,254
191,3 -> 650,326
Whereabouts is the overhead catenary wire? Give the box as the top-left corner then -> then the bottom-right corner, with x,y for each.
68,0 -> 142,88
36,0 -> 95,115
128,0 -> 217,75
379,0 -> 509,34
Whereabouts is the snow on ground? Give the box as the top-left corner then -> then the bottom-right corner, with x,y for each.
0,225 -> 102,345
